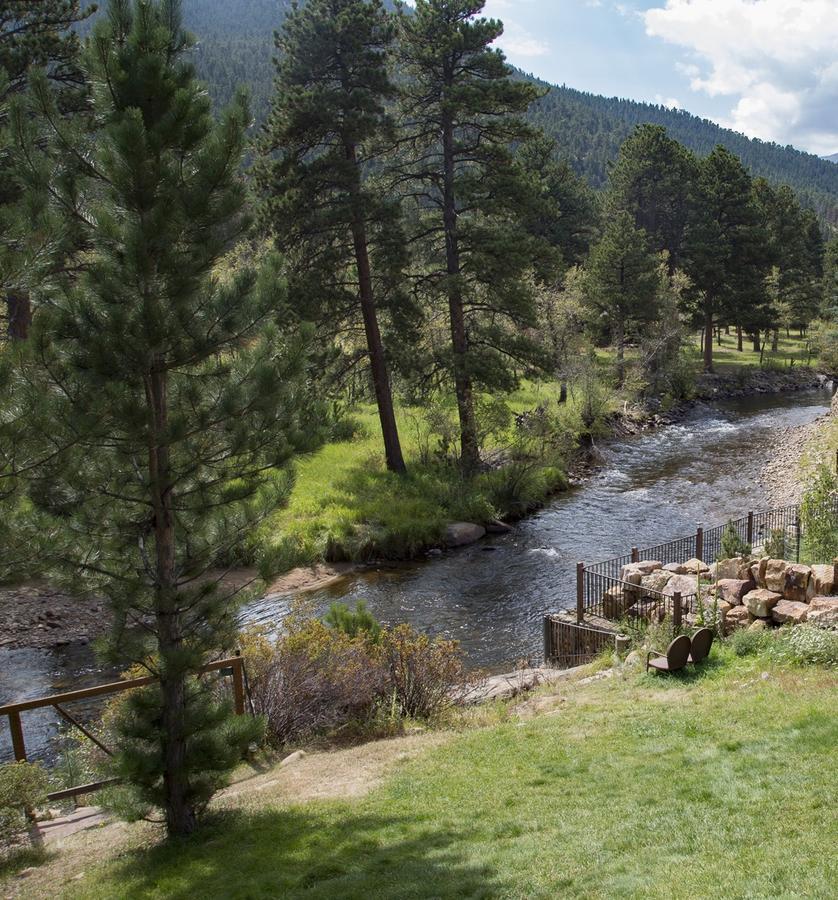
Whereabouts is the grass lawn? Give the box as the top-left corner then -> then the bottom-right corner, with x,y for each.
24,649 -> 836,899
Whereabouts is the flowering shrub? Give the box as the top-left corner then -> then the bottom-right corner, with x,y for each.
778,625 -> 838,668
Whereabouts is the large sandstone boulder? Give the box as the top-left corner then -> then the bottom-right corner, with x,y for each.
663,562 -> 688,575
711,557 -> 746,581
626,599 -> 664,623
620,560 -> 662,580
808,597 -> 838,628
771,600 -> 809,625
750,557 -> 769,589
715,578 -> 753,605
764,559 -> 787,593
810,564 -> 837,596
725,605 -> 752,632
743,588 -> 782,618
683,557 -> 710,575
663,573 -> 701,599
602,586 -> 630,619
641,571 -> 673,594
444,522 -> 486,547
782,564 -> 815,604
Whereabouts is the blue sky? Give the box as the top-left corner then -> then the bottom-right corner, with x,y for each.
472,1 -> 838,157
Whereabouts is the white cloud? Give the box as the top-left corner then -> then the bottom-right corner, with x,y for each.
644,0 -> 838,154
483,0 -> 550,60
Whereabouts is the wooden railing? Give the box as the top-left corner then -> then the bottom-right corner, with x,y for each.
0,655 -> 246,801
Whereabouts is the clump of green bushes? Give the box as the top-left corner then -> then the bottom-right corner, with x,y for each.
727,624 -> 838,668
0,761 -> 47,851
240,603 -> 479,746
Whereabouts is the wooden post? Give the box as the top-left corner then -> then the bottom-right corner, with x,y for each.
631,547 -> 639,563
695,525 -> 704,562
232,654 -> 245,716
747,512 -> 754,546
543,617 -> 553,667
673,592 -> 683,632
576,562 -> 585,625
9,711 -> 26,761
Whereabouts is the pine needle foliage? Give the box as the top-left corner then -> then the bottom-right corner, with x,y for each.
5,0 -> 326,836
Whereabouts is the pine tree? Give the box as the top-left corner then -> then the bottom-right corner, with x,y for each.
683,146 -> 768,372
584,210 -> 660,387
395,0 -> 552,472
256,0 -> 410,474
608,124 -> 697,274
8,0 -> 324,837
1,0 -> 93,339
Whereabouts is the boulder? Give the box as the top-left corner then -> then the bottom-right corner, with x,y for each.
810,564 -> 837,596
725,605 -> 752,632
764,558 -> 787,593
743,588 -> 782,618
712,557 -> 746,581
807,597 -> 838,628
750,557 -> 769,590
663,573 -> 701,599
771,600 -> 809,625
748,619 -> 769,632
715,578 -> 753,605
626,599 -> 664,623
683,557 -> 710,575
602,586 -> 630,619
663,562 -> 688,574
619,563 -> 645,585
620,560 -> 662,578
641,571 -> 673,594
782,564 -> 815,604
444,522 -> 486,547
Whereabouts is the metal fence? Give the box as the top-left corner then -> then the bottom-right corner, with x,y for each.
543,617 -> 622,669
574,497 -> 838,625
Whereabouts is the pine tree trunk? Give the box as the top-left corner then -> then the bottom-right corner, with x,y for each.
771,329 -> 779,352
752,332 -> 760,353
146,363 -> 196,838
344,144 -> 406,475
559,381 -> 568,404
737,324 -> 743,352
703,304 -> 714,373
6,292 -> 32,340
441,114 -> 479,473
615,317 -> 626,388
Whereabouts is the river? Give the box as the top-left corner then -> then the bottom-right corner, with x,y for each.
1,387 -> 833,762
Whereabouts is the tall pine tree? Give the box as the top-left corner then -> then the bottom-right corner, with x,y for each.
257,0 -> 411,474
8,0 -> 324,836
395,0 -> 553,472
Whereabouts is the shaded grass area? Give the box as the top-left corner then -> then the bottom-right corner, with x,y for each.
57,651 -> 837,899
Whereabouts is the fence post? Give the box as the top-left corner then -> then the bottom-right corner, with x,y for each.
576,562 -> 585,625
8,711 -> 26,761
543,617 -> 553,667
673,592 -> 683,632
631,547 -> 639,563
747,511 -> 754,546
795,516 -> 801,563
232,654 -> 245,716
695,525 -> 704,562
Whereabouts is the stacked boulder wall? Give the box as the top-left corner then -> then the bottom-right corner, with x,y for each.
764,559 -> 787,593
782,564 -> 815,604
715,578 -> 754,605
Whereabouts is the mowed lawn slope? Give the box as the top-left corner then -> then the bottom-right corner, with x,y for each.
36,651 -> 837,900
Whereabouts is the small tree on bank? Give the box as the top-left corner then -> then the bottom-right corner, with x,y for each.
7,0 -> 325,837
257,0 -> 411,474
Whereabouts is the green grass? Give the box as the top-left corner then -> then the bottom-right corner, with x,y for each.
55,651 -> 837,899
689,330 -> 815,374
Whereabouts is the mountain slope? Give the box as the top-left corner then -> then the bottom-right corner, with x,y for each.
133,1 -> 838,228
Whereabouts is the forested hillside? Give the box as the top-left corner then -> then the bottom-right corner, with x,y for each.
131,0 -> 838,228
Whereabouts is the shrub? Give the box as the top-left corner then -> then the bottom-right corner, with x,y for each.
718,521 -> 751,561
0,762 -> 47,848
800,465 -> 838,562
777,625 -> 838,668
763,528 -> 787,559
324,601 -> 381,641
728,628 -> 772,658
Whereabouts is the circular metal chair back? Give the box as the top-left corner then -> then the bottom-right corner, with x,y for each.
667,634 -> 691,670
690,627 -> 714,663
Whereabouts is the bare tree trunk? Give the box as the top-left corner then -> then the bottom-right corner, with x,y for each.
737,324 -> 743,352
703,304 -> 714,373
751,332 -> 761,353
6,292 -> 31,340
615,317 -> 626,388
442,113 -> 479,473
559,381 -> 568,404
345,144 -> 406,474
771,329 -> 779,352
146,363 -> 196,838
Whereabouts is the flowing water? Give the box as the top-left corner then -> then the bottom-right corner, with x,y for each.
1,387 -> 833,762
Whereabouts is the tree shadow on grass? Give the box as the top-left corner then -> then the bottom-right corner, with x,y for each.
106,806 -> 503,900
